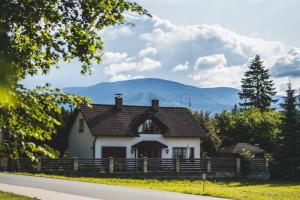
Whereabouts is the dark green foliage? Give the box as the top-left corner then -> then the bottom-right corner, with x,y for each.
239,55 -> 277,111
0,1 -> 149,160
0,85 -> 89,160
193,111 -> 221,156
0,0 -> 149,78
214,108 -> 282,153
48,108 -> 75,158
279,83 -> 300,160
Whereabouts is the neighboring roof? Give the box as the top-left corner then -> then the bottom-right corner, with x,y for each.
79,104 -> 206,138
220,143 -> 265,154
132,141 -> 168,148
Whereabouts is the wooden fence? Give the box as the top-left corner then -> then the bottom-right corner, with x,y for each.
2,157 -> 269,179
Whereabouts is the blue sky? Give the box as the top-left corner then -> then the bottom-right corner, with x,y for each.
24,0 -> 300,95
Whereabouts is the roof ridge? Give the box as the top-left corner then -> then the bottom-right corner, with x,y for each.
90,103 -> 188,109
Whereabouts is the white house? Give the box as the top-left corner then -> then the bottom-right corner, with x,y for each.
68,95 -> 207,159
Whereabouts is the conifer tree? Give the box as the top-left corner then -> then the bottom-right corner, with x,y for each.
280,83 -> 300,159
239,55 -> 277,111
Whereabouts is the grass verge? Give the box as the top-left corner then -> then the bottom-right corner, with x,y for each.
0,191 -> 37,200
10,172 -> 300,200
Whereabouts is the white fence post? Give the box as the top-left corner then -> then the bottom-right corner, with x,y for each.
265,159 -> 269,172
36,160 -> 41,172
207,157 -> 211,173
108,157 -> 114,173
236,157 -> 241,175
143,157 -> 148,173
175,157 -> 180,173
0,158 -> 8,171
73,157 -> 79,171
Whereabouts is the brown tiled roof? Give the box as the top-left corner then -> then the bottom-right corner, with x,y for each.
80,104 -> 206,138
220,143 -> 265,154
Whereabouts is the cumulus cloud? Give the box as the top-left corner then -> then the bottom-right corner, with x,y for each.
23,14 -> 300,95
109,74 -> 145,82
100,26 -> 132,41
189,64 -> 246,88
102,52 -> 129,64
139,47 -> 157,57
271,48 -> 300,77
194,54 -> 227,70
104,56 -> 161,81
137,57 -> 162,71
173,61 -> 189,72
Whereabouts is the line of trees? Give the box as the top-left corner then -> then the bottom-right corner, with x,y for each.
196,55 -> 300,169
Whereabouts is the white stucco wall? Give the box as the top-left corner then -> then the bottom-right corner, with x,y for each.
68,112 -> 95,158
95,134 -> 201,159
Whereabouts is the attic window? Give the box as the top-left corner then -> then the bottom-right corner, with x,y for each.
79,119 -> 84,132
138,119 -> 161,134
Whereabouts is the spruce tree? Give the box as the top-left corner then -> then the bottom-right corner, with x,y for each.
239,55 -> 277,111
280,83 -> 300,159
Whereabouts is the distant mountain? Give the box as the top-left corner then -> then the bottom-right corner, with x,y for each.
64,78 -> 244,113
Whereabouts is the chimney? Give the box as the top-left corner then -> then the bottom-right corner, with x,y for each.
151,98 -> 159,112
114,93 -> 123,111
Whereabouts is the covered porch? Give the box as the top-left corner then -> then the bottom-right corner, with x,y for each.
132,140 -> 168,158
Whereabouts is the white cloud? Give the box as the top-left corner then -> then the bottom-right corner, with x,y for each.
194,54 -> 227,70
136,57 -> 161,71
103,56 -> 161,81
100,26 -> 132,41
23,14 -> 300,95
139,47 -> 157,57
173,61 -> 189,72
271,47 -> 300,77
109,74 -> 145,82
140,18 -> 284,65
189,65 -> 246,88
103,52 -> 128,64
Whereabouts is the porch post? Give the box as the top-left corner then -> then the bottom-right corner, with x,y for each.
143,157 -> 147,173
73,157 -> 79,171
175,157 -> 180,173
206,157 -> 211,173
108,157 -> 114,173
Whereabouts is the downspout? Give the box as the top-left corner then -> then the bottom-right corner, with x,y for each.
93,136 -> 97,158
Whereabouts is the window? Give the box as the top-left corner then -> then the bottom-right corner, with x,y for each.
79,119 -> 84,132
173,147 -> 194,159
138,119 -> 161,134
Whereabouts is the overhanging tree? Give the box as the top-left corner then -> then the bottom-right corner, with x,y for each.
0,0 -> 149,160
239,55 -> 277,111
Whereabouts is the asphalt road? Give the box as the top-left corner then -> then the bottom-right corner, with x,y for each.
0,173 -> 226,200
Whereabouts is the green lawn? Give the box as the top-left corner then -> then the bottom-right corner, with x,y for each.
0,191 -> 37,200
11,173 -> 300,200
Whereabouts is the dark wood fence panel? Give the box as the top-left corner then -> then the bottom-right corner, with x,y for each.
41,159 -> 73,172
148,158 -> 175,172
15,159 -> 35,172
113,158 -> 142,172
211,157 -> 236,173
10,157 -> 269,179
180,158 -> 206,172
78,159 -> 108,173
245,158 -> 266,175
